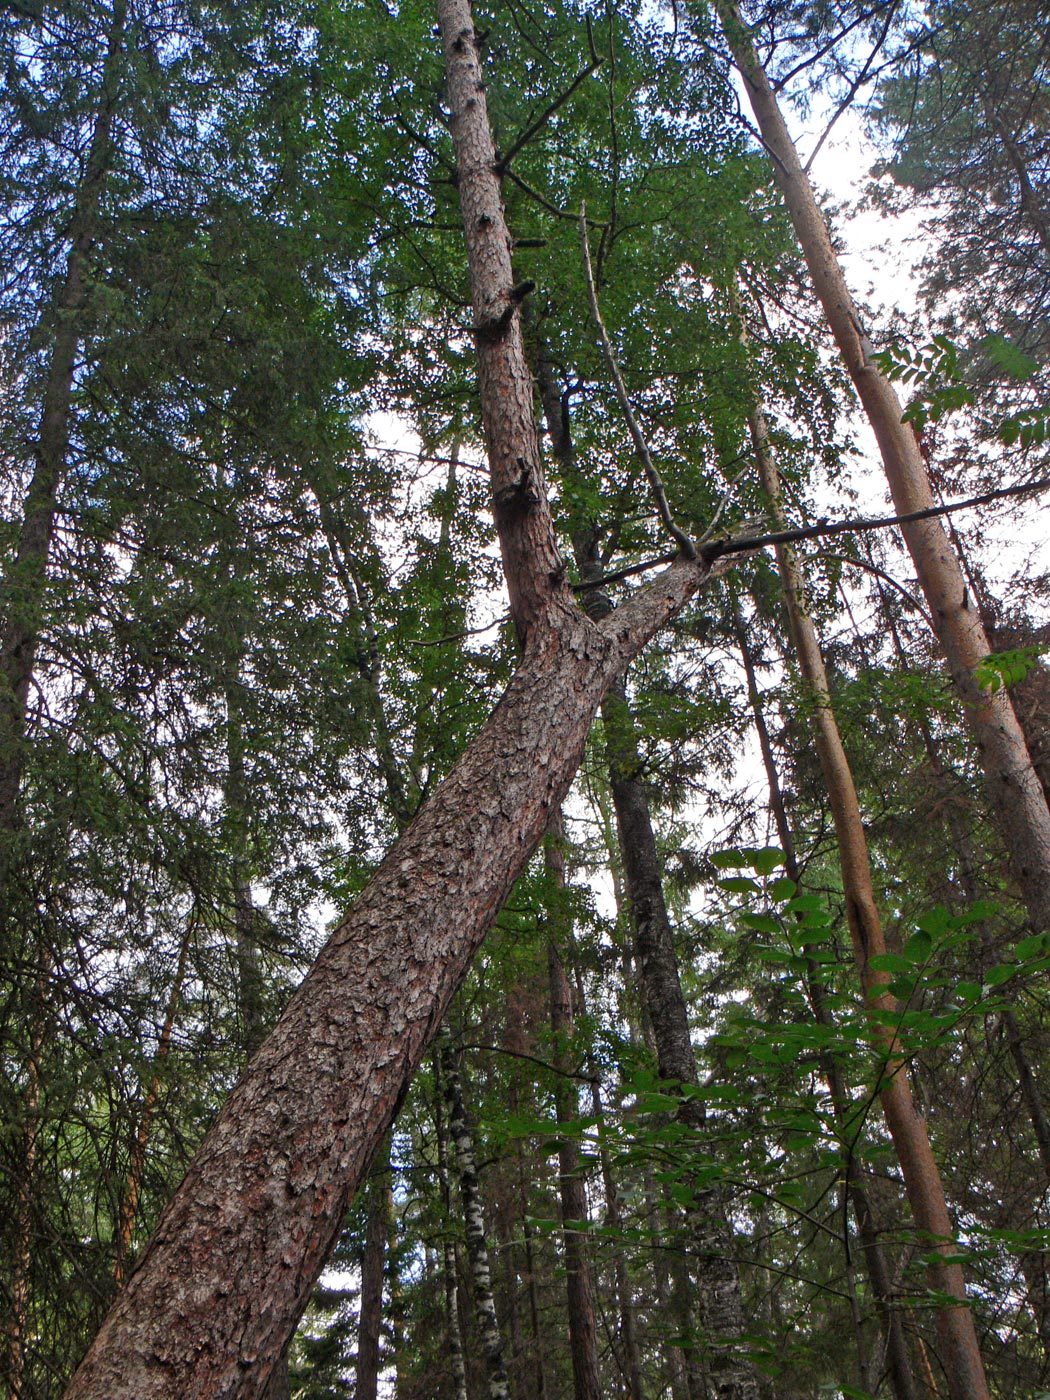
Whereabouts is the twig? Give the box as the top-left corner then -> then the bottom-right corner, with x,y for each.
579,204 -> 697,559
408,615 -> 508,647
457,1042 -> 599,1085
697,464 -> 749,545
505,168 -> 606,227
392,114 -> 456,174
497,29 -> 602,172
814,551 -> 933,630
802,1 -> 899,174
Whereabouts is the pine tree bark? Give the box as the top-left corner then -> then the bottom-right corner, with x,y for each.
738,382 -> 990,1400
60,3 -> 737,1391
709,0 -> 1050,938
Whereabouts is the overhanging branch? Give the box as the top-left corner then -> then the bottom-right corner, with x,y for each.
576,475 -> 1050,589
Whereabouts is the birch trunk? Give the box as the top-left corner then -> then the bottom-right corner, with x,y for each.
709,0 -> 1050,938
740,385 -> 989,1400
440,1031 -> 511,1400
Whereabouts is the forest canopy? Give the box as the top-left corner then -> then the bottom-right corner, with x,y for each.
1,1 -> 1048,1399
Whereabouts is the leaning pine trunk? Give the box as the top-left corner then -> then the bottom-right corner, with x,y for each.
61,1 -> 732,1391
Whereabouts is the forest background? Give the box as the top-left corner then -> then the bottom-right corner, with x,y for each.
2,1 -> 1049,1399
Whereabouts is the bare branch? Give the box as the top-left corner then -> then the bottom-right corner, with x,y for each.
578,204 -> 697,560
497,31 -> 602,173
704,474 -> 1050,562
576,475 -> 1050,590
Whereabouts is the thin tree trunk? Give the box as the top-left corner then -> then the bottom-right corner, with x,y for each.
61,2 -> 738,1389
738,383 -> 989,1400
878,589 -> 1050,1360
4,968 -> 48,1400
577,689 -> 685,1400
355,1145 -> 392,1400
545,818 -> 603,1400
496,1210 -> 527,1400
222,580 -> 291,1400
877,579 -> 1050,1182
732,596 -> 920,1400
600,666 -> 757,1400
710,0 -> 1050,940
515,1137 -> 549,1400
440,1030 -> 511,1400
114,928 -> 194,1288
574,967 -> 645,1400
501,984 -> 548,1400
0,0 -> 126,842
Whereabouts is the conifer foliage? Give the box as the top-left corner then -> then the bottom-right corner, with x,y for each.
1,2 -> 1048,1399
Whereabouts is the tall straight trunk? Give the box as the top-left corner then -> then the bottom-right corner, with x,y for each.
739,386 -> 989,1400
440,1031 -> 511,1400
3,19 -> 126,1365
3,970 -> 48,1400
515,1130 -> 549,1400
876,586 -> 1050,1359
601,685 -> 757,1400
435,1080 -> 471,1400
545,819 -> 603,1400
732,598 -> 920,1400
709,0 -> 1050,938
61,3 -> 739,1391
535,357 -> 757,1400
501,985 -> 549,1400
0,0 -> 126,842
222,585 -> 291,1400
573,965 -> 645,1400
355,1146 -> 393,1400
